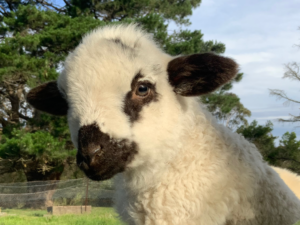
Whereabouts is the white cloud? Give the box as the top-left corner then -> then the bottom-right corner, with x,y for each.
230,52 -> 274,65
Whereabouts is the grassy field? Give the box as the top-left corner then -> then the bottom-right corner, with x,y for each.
0,207 -> 124,225
1,208 -> 299,225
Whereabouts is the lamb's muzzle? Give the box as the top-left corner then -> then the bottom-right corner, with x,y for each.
77,123 -> 138,181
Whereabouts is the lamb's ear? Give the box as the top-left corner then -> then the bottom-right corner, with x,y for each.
26,81 -> 68,116
167,53 -> 238,96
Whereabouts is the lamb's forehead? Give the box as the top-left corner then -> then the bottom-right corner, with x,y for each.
82,24 -> 159,52
59,24 -> 170,92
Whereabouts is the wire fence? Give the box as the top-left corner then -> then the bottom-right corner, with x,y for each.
0,178 -> 114,209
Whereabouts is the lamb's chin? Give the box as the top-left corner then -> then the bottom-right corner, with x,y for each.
83,169 -> 115,181
77,154 -> 128,181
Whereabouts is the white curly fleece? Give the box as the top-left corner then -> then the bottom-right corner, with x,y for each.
56,24 -> 300,225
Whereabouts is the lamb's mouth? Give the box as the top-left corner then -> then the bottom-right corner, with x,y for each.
76,123 -> 137,181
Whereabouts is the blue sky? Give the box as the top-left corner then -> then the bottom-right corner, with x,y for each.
180,0 -> 300,143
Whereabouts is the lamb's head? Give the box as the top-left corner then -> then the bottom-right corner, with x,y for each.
26,24 -> 238,181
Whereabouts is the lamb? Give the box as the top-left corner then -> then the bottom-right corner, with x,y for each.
26,24 -> 300,225
272,166 -> 300,200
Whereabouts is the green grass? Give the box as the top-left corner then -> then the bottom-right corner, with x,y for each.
0,207 -> 124,225
2,208 -> 297,225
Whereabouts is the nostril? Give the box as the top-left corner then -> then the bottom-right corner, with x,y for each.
78,123 -> 104,162
76,153 -> 90,171
77,152 -> 88,165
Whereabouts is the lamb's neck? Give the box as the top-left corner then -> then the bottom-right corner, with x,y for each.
122,154 -> 174,192
122,100 -> 222,192
123,98 -> 244,193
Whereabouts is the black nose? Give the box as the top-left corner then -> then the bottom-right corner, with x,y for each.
76,122 -> 138,181
77,123 -> 103,166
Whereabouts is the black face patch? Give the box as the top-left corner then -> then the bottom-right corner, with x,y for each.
123,72 -> 159,122
77,123 -> 137,181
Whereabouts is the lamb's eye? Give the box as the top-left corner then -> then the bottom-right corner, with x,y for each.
136,85 -> 149,96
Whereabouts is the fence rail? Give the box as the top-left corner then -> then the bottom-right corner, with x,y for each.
0,178 -> 114,209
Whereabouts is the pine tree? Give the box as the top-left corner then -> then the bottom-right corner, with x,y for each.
201,73 -> 251,129
270,132 -> 300,174
0,4 -> 105,181
237,121 -> 300,174
66,0 -> 201,25
236,120 -> 276,159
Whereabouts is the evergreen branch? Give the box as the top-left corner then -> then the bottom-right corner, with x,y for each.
0,111 -> 8,119
3,79 -> 18,86
35,0 -> 65,13
92,6 -> 98,19
0,89 -> 6,96
0,101 -> 10,114
0,115 -> 14,127
272,157 -> 300,165
62,0 -> 71,7
0,5 -> 8,15
36,3 -> 52,12
4,0 -> 14,11
18,112 -> 30,121
96,12 -> 106,19
118,14 -> 128,21
0,158 -> 24,175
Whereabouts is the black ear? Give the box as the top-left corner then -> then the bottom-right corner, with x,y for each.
167,53 -> 238,96
26,81 -> 68,116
